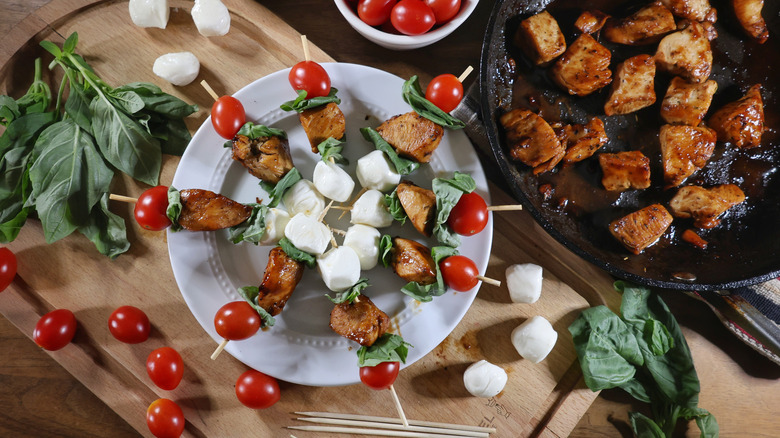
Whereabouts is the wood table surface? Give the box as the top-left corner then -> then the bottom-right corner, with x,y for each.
1,1 -> 779,437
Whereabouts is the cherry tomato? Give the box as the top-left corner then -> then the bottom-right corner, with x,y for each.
211,95 -> 246,139
235,370 -> 281,409
425,73 -> 464,113
440,255 -> 479,292
134,185 -> 172,231
288,61 -> 331,99
147,347 -> 184,391
447,192 -> 489,236
146,398 -> 185,438
0,247 -> 17,292
33,309 -> 77,351
359,361 -> 400,390
357,0 -> 396,26
108,305 -> 150,344
423,0 -> 460,24
214,301 -> 261,341
390,0 -> 436,36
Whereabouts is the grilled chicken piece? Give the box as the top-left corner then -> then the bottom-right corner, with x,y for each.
177,189 -> 252,231
231,134 -> 294,184
659,0 -> 714,21
604,54 -> 657,116
550,34 -> 612,96
575,10 -> 610,34
603,3 -> 677,45
255,247 -> 305,316
329,294 -> 390,346
396,181 -> 436,237
553,118 -> 609,164
299,102 -> 346,153
669,184 -> 746,228
500,108 -> 564,173
655,21 -> 713,83
598,151 -> 651,192
708,84 -> 764,149
377,112 -> 443,163
391,237 -> 436,285
609,204 -> 673,254
660,77 -> 718,126
660,124 -> 717,188
733,0 -> 769,43
514,11 -> 567,65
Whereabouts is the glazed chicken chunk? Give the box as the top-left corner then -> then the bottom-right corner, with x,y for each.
603,3 -> 677,45
655,21 -> 713,83
660,0 -> 714,22
708,84 -> 764,149
660,124 -> 717,188
599,151 -> 652,192
669,184 -> 746,229
391,237 -> 436,285
500,108 -> 564,173
609,204 -> 673,254
299,102 -> 346,153
514,11 -> 567,65
553,117 -> 609,164
396,181 -> 436,237
255,246 -> 305,316
660,77 -> 718,126
177,189 -> 252,231
329,294 -> 390,347
574,10 -> 610,35
231,133 -> 294,184
377,111 -> 443,163
550,34 -> 612,96
733,0 -> 769,44
604,54 -> 657,116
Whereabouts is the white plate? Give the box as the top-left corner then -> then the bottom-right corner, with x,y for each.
168,63 -> 492,386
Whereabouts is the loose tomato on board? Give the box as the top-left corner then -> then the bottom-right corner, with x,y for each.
359,361 -> 400,390
423,0 -> 460,24
33,309 -> 77,351
146,398 -> 185,438
214,301 -> 261,341
440,255 -> 479,292
447,191 -> 489,236
211,95 -> 246,139
390,0 -> 436,36
108,305 -> 150,344
147,347 -> 184,391
288,61 -> 331,99
425,73 -> 464,113
0,247 -> 17,292
357,0 -> 397,26
134,185 -> 172,231
235,370 -> 281,409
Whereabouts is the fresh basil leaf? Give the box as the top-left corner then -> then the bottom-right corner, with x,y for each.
166,186 -> 182,232
0,206 -> 29,243
359,127 -> 419,175
401,75 -> 465,129
400,245 -> 458,302
62,32 -> 78,54
326,278 -> 369,304
64,84 -> 94,134
357,333 -> 412,367
644,319 -> 675,356
108,90 -> 145,115
237,122 -> 287,140
259,167 -> 302,208
228,203 -> 268,244
317,137 -> 348,165
236,286 -> 276,328
152,116 -> 191,156
279,237 -> 316,269
379,234 -> 393,268
115,82 -> 198,119
384,190 -> 407,225
432,172 -> 476,247
680,407 -> 719,438
39,40 -> 62,58
280,88 -> 341,113
618,378 -> 651,404
77,193 -> 130,259
629,412 -> 666,438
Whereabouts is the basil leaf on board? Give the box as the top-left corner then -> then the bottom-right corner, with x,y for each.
166,186 -> 182,232
259,167 -> 302,208
237,122 -> 287,140
77,193 -> 130,259
629,412 -> 666,438
401,75 -> 465,129
317,137 -> 348,165
228,203 -> 269,244
384,190 -> 407,225
280,88 -> 341,113
357,333 -> 412,367
64,84 -> 94,134
359,127 -> 419,175
236,286 -> 276,328
150,116 -> 191,156
326,278 -> 369,304
432,172 -> 476,247
644,319 -> 675,356
279,237 -> 316,269
107,89 -> 145,115
114,82 -> 198,119
400,245 -> 459,302
379,234 -> 393,268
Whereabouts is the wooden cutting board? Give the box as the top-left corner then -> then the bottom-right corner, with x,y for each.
0,0 -> 620,436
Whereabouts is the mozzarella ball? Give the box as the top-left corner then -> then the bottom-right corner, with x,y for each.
313,160 -> 355,202
282,179 -> 325,218
511,316 -> 557,363
129,0 -> 169,29
351,189 -> 393,228
505,263 -> 543,304
356,150 -> 401,191
317,246 -> 361,292
258,208 -> 289,246
343,224 -> 381,270
284,213 -> 331,255
152,52 -> 200,86
463,360 -> 508,398
191,0 -> 231,37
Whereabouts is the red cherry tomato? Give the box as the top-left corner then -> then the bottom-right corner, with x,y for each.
425,73 -> 464,113
211,95 -> 246,139
359,361 -> 400,390
214,301 -> 261,341
33,309 -> 77,351
440,255 -> 479,292
108,305 -> 150,344
134,185 -> 172,231
391,0 -> 436,36
146,398 -> 185,438
288,61 -> 331,99
235,370 -> 281,409
147,347 -> 184,391
357,0 -> 396,26
423,0 -> 460,24
0,247 -> 17,292
447,192 -> 489,236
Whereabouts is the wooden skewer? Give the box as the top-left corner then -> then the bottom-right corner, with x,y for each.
318,199 -> 335,222
301,35 -> 311,62
294,417 -> 489,438
200,79 -> 220,102
477,275 -> 501,287
287,425 -> 469,437
389,384 -> 409,428
109,194 -> 137,203
295,412 -> 496,434
330,228 -> 347,236
210,338 -> 229,360
486,205 -> 522,212
457,66 -> 474,83
339,187 -> 368,220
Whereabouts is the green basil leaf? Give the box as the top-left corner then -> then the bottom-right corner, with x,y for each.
39,40 -> 62,58
259,167 -> 302,208
77,193 -> 130,259
644,319 -> 675,356
357,333 -> 412,367
237,122 -> 287,139
114,82 -> 198,118
680,407 -> 719,438
62,32 -> 78,54
108,90 -> 145,115
279,237 -> 316,269
384,190 -> 407,225
326,278 -> 370,304
401,75 -> 465,129
317,137 -> 348,165
628,412 -> 665,438
379,234 -> 393,268
228,203 -> 268,244
280,88 -> 341,113
0,206 -> 29,243
65,85 -> 94,134
618,378 -> 651,404
359,127 -> 419,176
236,286 -> 276,328
432,172 -> 476,247
166,186 -> 182,232
152,116 -> 191,156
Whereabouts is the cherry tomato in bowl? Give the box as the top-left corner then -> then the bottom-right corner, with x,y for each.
211,95 -> 246,139
359,361 -> 400,390
0,247 -> 17,292
447,192 -> 489,236
425,73 -> 464,113
146,398 -> 185,438
214,301 -> 261,341
440,255 -> 479,292
108,305 -> 150,344
288,61 -> 331,99
147,347 -> 184,391
390,0 -> 436,36
357,0 -> 396,26
33,309 -> 77,351
134,185 -> 172,231
424,0 -> 461,24
235,369 -> 281,409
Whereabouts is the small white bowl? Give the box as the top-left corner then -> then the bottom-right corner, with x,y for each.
333,0 -> 479,50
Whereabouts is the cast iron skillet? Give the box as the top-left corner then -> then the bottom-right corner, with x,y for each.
479,0 -> 780,291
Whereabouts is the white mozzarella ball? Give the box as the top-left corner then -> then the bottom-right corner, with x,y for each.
259,208 -> 289,246
191,0 -> 231,37
356,150 -> 401,191
463,360 -> 508,398
129,0 -> 169,29
505,263 -> 544,304
152,52 -> 200,86
317,246 -> 361,292
284,213 -> 331,255
313,161 -> 355,202
282,179 -> 325,218
351,189 -> 393,228
511,315 -> 558,363
343,224 -> 381,270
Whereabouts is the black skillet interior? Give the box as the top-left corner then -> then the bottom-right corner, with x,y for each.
480,0 -> 780,291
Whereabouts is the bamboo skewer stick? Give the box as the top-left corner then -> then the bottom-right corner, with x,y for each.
200,79 -> 220,101
287,425 -> 469,438
294,418 -> 489,438
295,412 -> 496,434
210,338 -> 229,360
487,205 -> 523,211
457,66 -> 474,83
301,35 -> 311,62
109,194 -> 137,203
389,384 -> 409,428
477,275 -> 501,287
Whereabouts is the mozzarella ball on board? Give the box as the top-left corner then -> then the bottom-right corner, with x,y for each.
351,189 -> 393,228
191,0 -> 231,37
282,179 -> 325,218
152,52 -> 200,86
463,360 -> 508,398
317,246 -> 361,292
356,150 -> 401,191
258,208 -> 290,246
343,224 -> 381,270
129,0 -> 169,29
511,315 -> 558,363
313,160 -> 355,202
505,263 -> 543,303
284,213 -> 331,255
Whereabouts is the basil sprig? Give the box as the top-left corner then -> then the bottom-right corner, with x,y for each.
236,286 -> 276,328
317,137 -> 348,165
359,127 -> 419,175
166,186 -> 182,232
357,333 -> 412,367
400,246 -> 459,302
280,88 -> 341,113
401,76 -> 465,129
326,278 -> 369,304
228,203 -> 269,244
259,167 -> 302,208
384,190 -> 407,225
432,172 -> 476,247
225,122 -> 287,148
279,237 -> 316,269
379,234 -> 394,268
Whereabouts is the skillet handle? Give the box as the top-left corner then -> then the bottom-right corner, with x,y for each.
452,82 -> 493,158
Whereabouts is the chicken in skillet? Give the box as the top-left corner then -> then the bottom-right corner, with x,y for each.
553,117 -> 609,164
609,204 -> 674,254
732,0 -> 769,44
177,189 -> 252,231
655,21 -> 713,83
659,0 -> 716,22
660,77 -> 718,126
255,246 -> 305,316
299,102 -> 346,153
377,111 -> 443,163
598,151 -> 652,192
514,10 -> 567,65
231,132 -> 294,184
708,84 -> 765,149
550,34 -> 613,96
329,294 -> 390,346
660,124 -> 717,188
574,10 -> 610,35
603,3 -> 677,45
500,108 -> 565,174
668,184 -> 746,229
604,54 -> 657,116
